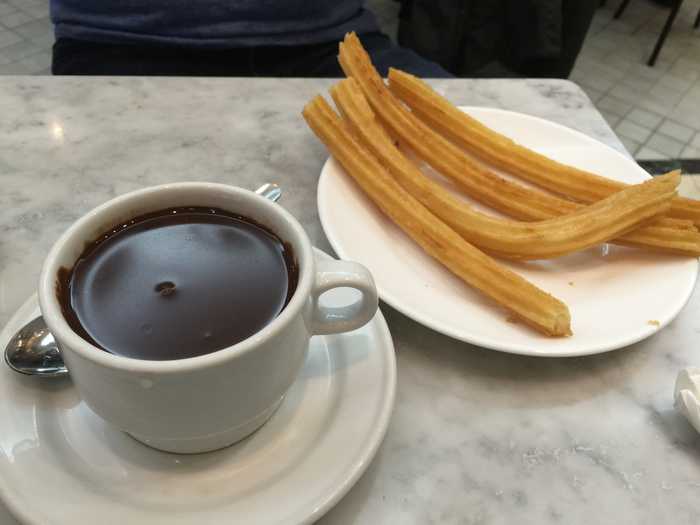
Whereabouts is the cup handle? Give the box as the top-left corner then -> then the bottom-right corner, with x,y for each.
311,255 -> 378,335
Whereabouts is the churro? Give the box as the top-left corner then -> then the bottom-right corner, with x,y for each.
302,95 -> 572,336
388,67 -> 700,226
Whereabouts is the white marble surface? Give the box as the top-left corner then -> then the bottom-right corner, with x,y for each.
1,76 -> 699,524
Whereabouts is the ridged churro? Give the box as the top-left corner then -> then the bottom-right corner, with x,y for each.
302,95 -> 572,336
330,78 -> 679,260
388,67 -> 700,226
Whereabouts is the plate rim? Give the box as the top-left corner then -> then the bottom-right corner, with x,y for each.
0,270 -> 397,525
317,106 -> 699,357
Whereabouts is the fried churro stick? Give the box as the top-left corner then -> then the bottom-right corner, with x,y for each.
388,67 -> 700,225
339,34 -> 570,219
303,95 -> 572,336
338,32 -> 700,257
330,78 -> 679,260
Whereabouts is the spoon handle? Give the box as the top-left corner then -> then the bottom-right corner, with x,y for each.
255,183 -> 282,203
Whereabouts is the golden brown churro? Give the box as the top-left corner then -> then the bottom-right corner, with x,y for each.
338,33 -> 570,220
330,78 -> 679,260
338,32 -> 700,256
387,68 -> 700,225
302,95 -> 572,336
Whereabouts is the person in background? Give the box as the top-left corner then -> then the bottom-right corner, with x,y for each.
50,0 -> 451,77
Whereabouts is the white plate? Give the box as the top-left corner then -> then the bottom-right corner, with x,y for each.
317,107 -> 698,357
0,256 -> 396,524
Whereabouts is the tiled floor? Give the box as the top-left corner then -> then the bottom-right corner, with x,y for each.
2,0 -> 699,163
0,0 -> 51,74
570,1 -> 700,161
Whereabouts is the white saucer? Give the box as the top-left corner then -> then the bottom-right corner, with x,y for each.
317,106 -> 698,357
0,271 -> 396,523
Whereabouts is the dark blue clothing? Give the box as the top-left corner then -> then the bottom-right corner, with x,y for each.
52,33 -> 453,77
49,1 -> 453,78
50,0 -> 379,47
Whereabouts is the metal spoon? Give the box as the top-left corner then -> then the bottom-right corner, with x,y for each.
4,316 -> 66,377
4,183 -> 283,378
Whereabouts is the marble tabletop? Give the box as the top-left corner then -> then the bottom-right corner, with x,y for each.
1,76 -> 700,525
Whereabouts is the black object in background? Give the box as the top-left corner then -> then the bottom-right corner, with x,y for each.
397,0 -> 598,78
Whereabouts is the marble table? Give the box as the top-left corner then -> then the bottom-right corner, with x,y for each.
1,76 -> 699,525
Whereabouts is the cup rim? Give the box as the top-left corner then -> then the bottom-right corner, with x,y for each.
38,182 -> 314,374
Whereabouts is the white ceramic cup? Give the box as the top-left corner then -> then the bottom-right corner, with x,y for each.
38,183 -> 378,453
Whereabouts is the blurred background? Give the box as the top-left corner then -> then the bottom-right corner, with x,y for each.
0,0 -> 698,167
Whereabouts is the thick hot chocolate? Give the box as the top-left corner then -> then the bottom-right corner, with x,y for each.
58,207 -> 297,360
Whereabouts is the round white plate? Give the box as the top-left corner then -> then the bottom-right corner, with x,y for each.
0,258 -> 396,524
318,106 -> 698,357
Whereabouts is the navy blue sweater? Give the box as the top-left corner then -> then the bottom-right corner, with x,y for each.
51,1 -> 379,47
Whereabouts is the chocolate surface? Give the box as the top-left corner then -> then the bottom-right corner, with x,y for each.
58,207 -> 297,360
